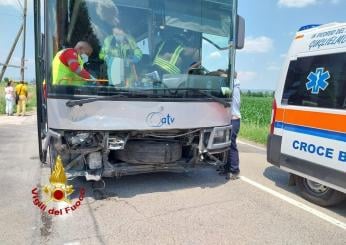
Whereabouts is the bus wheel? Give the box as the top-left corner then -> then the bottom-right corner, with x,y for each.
295,175 -> 346,207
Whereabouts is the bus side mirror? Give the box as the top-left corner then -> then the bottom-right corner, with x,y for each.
236,15 -> 245,49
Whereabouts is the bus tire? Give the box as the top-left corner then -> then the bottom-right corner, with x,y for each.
295,175 -> 346,207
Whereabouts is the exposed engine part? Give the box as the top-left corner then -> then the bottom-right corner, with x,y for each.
68,133 -> 90,145
91,179 -> 106,190
87,152 -> 103,169
47,127 -> 231,180
47,132 -> 105,172
85,169 -> 102,181
54,142 -> 68,153
65,146 -> 103,155
64,132 -> 104,149
113,140 -> 182,164
107,135 -> 128,150
206,152 -> 227,167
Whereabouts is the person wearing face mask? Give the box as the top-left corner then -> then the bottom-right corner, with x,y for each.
99,27 -> 142,85
52,41 -> 96,86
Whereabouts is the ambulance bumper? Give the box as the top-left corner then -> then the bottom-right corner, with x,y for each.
267,134 -> 282,166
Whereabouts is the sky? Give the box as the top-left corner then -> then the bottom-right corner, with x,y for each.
0,0 -> 35,82
237,0 -> 346,90
0,0 -> 345,90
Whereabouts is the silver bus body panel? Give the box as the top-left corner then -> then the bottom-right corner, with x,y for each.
47,99 -> 232,130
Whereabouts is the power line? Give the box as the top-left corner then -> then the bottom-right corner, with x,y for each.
0,0 -> 28,82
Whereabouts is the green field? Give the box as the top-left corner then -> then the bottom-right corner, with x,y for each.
239,94 -> 273,145
0,83 -> 37,115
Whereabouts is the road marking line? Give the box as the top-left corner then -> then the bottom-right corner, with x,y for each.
238,140 -> 266,151
240,176 -> 346,230
64,242 -> 80,245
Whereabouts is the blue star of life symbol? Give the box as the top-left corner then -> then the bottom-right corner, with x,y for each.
306,68 -> 330,94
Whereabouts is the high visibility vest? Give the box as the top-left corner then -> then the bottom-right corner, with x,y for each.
52,49 -> 85,86
99,35 -> 142,62
153,42 -> 184,74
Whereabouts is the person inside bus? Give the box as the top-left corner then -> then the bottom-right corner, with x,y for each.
153,31 -> 199,77
99,26 -> 142,85
52,41 -> 96,86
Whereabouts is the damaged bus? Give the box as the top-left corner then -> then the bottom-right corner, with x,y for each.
34,0 -> 244,182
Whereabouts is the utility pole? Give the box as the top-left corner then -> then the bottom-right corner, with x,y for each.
20,0 -> 28,82
0,24 -> 24,82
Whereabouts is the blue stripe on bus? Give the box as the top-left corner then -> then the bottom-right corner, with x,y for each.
274,121 -> 346,142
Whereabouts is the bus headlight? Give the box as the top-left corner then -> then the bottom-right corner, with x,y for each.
213,129 -> 227,144
207,126 -> 232,151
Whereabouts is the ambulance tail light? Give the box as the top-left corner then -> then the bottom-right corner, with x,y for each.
270,99 -> 277,135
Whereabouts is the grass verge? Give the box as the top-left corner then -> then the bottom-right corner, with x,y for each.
239,95 -> 273,145
239,121 -> 269,145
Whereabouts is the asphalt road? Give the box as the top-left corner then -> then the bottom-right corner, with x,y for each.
0,114 -> 345,245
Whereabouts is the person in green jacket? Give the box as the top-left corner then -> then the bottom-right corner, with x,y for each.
100,27 -> 142,85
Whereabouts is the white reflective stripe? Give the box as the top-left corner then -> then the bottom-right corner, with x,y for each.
240,176 -> 346,230
67,59 -> 79,66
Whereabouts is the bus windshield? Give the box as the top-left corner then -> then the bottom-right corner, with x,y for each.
46,0 -> 235,98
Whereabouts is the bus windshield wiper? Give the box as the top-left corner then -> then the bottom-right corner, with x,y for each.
66,94 -> 127,107
186,89 -> 230,108
202,36 -> 231,51
65,88 -> 230,108
65,89 -> 161,107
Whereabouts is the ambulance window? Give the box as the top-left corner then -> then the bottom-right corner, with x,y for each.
282,52 -> 346,109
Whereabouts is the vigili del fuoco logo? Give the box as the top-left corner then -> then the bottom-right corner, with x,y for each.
32,155 -> 85,216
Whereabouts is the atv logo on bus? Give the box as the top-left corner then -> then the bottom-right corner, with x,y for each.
146,107 -> 175,127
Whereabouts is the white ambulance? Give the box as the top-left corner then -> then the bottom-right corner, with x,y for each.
267,23 -> 346,206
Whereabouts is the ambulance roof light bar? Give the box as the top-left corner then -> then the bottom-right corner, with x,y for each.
298,24 -> 322,32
